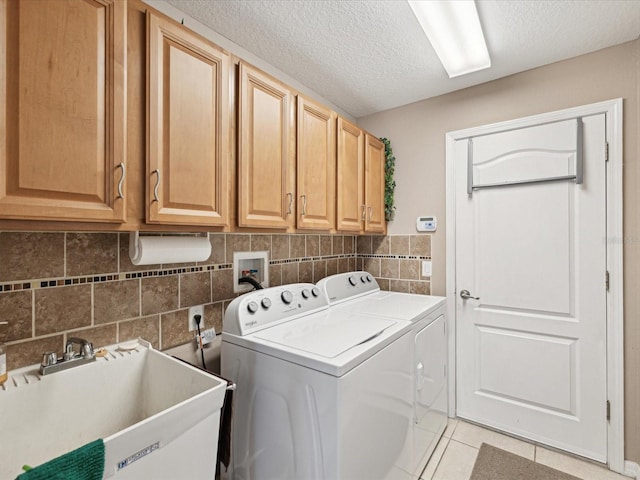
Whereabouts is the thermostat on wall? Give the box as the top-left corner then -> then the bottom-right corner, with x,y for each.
416,216 -> 437,232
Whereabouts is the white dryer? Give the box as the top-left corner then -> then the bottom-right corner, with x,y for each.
221,283 -> 415,480
317,272 -> 448,479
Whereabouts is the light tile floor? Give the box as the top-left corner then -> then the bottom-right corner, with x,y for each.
421,419 -> 631,480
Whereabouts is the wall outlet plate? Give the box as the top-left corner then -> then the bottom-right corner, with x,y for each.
421,260 -> 432,278
188,305 -> 204,331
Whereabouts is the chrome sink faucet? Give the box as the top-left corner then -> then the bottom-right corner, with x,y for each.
40,337 -> 96,375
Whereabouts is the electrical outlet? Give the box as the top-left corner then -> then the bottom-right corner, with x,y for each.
421,260 -> 432,278
188,305 -> 204,331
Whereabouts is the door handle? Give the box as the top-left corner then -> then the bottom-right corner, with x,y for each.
285,192 -> 293,216
460,289 -> 480,300
416,362 -> 424,392
300,194 -> 307,216
152,169 -> 161,202
116,162 -> 126,199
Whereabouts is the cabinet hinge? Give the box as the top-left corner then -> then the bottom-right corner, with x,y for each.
606,400 -> 611,421
605,142 -> 609,162
606,270 -> 610,291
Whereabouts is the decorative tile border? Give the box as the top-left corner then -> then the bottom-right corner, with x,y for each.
269,254 -> 355,265
0,255 -> 359,293
0,264 -> 225,293
357,254 -> 432,260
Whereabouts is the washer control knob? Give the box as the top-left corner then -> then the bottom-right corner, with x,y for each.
281,290 -> 294,304
247,301 -> 259,314
261,298 -> 272,309
366,274 -> 373,282
360,275 -> 367,283
311,287 -> 320,297
348,275 -> 357,286
301,289 -> 310,299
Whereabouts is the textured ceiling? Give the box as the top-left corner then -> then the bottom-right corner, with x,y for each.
165,0 -> 640,118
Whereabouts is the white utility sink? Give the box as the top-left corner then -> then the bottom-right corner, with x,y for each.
0,339 -> 227,479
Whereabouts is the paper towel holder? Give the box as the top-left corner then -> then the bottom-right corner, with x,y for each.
129,231 -> 212,266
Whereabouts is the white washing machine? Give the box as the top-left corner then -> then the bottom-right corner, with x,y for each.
317,272 -> 448,479
221,283 -> 415,480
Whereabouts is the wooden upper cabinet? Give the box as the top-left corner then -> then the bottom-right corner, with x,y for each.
146,12 -> 230,226
0,0 -> 127,222
238,62 -> 295,229
364,134 -> 386,234
297,96 -> 336,230
336,117 -> 364,232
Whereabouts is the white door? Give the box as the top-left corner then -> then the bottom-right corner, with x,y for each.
455,114 -> 607,461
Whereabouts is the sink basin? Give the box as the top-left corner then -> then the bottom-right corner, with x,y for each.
0,340 -> 227,479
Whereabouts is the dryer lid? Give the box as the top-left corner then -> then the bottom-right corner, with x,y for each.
340,291 -> 445,321
253,310 -> 398,358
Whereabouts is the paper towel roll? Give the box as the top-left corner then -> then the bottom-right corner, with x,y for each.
129,233 -> 212,265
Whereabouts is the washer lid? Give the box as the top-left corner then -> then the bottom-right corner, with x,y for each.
254,310 -> 398,358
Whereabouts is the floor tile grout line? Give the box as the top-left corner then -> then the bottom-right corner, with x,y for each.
426,436 -> 453,480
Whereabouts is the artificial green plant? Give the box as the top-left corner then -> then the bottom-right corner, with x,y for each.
380,137 -> 396,221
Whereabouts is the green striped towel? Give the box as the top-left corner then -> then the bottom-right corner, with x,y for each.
17,439 -> 104,480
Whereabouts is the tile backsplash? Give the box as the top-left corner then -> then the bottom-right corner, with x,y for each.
0,231 -> 432,370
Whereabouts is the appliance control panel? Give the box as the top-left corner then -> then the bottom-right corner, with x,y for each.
223,283 -> 329,336
316,271 -> 380,305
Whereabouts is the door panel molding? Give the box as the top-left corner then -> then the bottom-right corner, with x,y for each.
445,99 -> 624,472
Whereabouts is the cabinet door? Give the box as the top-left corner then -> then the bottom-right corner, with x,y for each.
0,0 -> 126,222
297,96 -> 335,230
336,117 -> 364,232
147,12 -> 229,226
238,62 -> 295,229
364,134 -> 386,234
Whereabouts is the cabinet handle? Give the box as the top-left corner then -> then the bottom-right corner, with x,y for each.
368,206 -> 373,222
300,194 -> 307,216
286,192 -> 293,216
361,205 -> 366,221
152,169 -> 160,202
116,162 -> 126,199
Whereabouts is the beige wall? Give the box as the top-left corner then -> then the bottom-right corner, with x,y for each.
358,40 -> 640,463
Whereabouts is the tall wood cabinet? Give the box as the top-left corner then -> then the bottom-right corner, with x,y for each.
238,62 -> 295,229
297,96 -> 336,230
364,134 -> 386,233
336,117 -> 364,232
146,11 -> 230,226
0,0 -> 127,222
336,118 -> 386,234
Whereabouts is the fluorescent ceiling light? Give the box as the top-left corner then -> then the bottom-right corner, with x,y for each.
408,0 -> 491,78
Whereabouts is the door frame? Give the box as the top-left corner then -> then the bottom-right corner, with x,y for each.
445,99 -> 624,472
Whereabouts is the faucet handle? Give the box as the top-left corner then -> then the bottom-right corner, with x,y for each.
82,341 -> 95,359
41,352 -> 57,367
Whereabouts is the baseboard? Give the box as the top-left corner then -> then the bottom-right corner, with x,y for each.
624,460 -> 640,479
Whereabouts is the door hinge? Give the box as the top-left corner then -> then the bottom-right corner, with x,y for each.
606,270 -> 610,291
605,142 -> 609,162
606,400 -> 611,421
